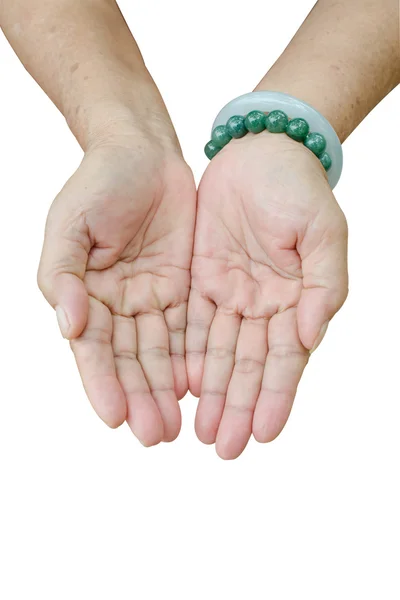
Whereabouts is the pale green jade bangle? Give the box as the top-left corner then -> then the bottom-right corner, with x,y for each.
210,91 -> 343,189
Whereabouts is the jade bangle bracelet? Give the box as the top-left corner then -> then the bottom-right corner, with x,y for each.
205,92 -> 343,189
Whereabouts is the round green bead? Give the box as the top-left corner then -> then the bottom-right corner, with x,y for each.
204,140 -> 221,160
304,132 -> 327,157
265,110 -> 289,133
211,125 -> 232,148
244,110 -> 266,134
226,115 -> 248,139
286,118 -> 310,142
319,151 -> 332,171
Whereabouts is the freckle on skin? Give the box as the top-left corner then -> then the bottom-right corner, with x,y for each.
84,75 -> 89,81
70,62 -> 79,74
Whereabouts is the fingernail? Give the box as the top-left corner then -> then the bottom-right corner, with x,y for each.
56,306 -> 70,338
310,321 -> 329,354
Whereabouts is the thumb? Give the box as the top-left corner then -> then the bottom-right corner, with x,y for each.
38,210 -> 90,340
297,212 -> 348,352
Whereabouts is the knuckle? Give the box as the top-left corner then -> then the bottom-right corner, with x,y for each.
114,350 -> 138,362
234,358 -> 264,374
36,266 -> 45,293
36,263 -> 51,298
268,344 -> 308,359
187,319 -> 209,332
138,346 -> 170,359
206,347 -> 234,359
225,403 -> 253,415
336,282 -> 349,308
71,325 -> 110,347
201,388 -> 226,398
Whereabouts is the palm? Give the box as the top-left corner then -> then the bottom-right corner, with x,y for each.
191,200 -> 304,318
42,144 -> 196,445
187,134 -> 348,459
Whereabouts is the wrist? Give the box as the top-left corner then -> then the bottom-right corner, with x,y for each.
254,0 -> 400,143
66,72 -> 179,154
208,91 -> 342,188
254,76 -> 343,141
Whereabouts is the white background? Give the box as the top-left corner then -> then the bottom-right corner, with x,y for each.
1,1 -> 399,598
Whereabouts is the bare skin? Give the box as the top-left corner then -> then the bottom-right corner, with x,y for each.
187,133 -> 347,459
255,0 -> 400,142
40,137 -> 195,445
0,0 -> 197,445
187,0 -> 399,458
1,0 -> 399,456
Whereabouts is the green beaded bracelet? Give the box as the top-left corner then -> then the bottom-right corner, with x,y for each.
244,110 -> 266,134
204,109 -> 332,172
265,110 -> 288,133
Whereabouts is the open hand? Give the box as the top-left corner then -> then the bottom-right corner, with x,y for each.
187,133 -> 348,459
38,132 -> 196,446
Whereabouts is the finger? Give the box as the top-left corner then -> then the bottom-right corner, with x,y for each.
112,314 -> 164,447
252,308 -> 309,443
297,211 -> 348,350
195,311 -> 241,445
70,296 -> 127,429
216,317 -> 268,460
136,312 -> 181,442
186,288 -> 216,397
37,207 -> 90,340
164,303 -> 188,400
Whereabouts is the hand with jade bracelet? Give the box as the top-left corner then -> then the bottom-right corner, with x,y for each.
3,0 -> 397,456
186,131 -> 348,459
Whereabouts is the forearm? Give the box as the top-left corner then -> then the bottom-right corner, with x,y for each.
255,0 -> 400,142
0,0 -> 176,150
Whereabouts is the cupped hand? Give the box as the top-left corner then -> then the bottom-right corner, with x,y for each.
187,132 -> 348,459
38,130 -> 196,446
